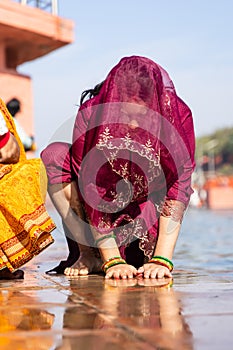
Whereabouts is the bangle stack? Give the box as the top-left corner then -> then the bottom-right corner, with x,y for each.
95,233 -> 116,246
148,255 -> 174,272
101,256 -> 127,273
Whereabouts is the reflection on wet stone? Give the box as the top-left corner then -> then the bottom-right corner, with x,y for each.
63,307 -> 111,330
0,291 -> 55,333
0,209 -> 233,349
56,331 -> 156,350
59,276 -> 194,349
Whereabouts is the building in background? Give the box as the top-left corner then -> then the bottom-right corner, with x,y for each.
0,0 -> 74,149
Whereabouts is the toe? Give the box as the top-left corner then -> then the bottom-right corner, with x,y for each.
79,267 -> 89,275
64,268 -> 71,276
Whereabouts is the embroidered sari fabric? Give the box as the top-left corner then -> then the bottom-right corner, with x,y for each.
42,56 -> 195,258
0,98 -> 55,272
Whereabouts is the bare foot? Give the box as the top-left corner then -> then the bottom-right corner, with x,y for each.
46,237 -> 80,275
64,247 -> 102,276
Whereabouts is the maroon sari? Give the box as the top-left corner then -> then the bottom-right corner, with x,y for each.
42,56 -> 195,259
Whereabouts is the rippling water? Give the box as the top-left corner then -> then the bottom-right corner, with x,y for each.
175,208 -> 233,274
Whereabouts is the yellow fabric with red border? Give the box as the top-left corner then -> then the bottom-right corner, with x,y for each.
0,98 -> 55,272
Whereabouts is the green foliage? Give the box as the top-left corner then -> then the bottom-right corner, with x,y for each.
195,126 -> 233,175
196,127 -> 233,155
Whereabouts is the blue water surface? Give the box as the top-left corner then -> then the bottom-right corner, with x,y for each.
175,208 -> 233,275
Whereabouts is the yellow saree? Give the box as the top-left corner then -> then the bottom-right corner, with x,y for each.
0,98 -> 55,272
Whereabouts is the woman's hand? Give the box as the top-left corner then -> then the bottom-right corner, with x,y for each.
0,134 -> 20,164
105,263 -> 137,279
137,263 -> 172,279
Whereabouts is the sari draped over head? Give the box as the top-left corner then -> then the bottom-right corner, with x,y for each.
71,56 -> 195,259
71,56 -> 195,257
42,55 -> 195,259
0,98 -> 55,272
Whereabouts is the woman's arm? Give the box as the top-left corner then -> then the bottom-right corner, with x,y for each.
138,213 -> 181,278
96,209 -> 182,279
154,214 -> 181,261
138,101 -> 195,278
92,229 -> 138,279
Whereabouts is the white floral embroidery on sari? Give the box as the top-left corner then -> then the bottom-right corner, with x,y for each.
96,128 -> 161,182
95,127 -> 162,258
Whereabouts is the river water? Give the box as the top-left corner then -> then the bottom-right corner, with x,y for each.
175,207 -> 233,275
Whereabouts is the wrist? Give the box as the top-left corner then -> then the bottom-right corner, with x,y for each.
95,233 -> 116,247
95,233 -> 121,263
148,255 -> 174,272
101,257 -> 127,273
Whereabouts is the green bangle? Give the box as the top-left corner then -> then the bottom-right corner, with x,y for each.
149,256 -> 174,272
104,260 -> 127,273
101,257 -> 122,272
148,259 -> 173,272
152,255 -> 174,268
95,233 -> 116,246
